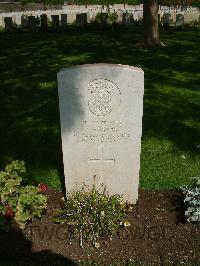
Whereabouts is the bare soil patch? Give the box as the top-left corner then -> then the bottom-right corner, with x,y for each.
0,188 -> 199,265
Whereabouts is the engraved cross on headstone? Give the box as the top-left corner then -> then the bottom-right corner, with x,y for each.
88,145 -> 115,184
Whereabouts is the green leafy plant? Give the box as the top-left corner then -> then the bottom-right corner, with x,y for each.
108,10 -> 118,25
191,19 -> 200,30
54,185 -> 131,248
0,160 -> 47,230
181,176 -> 200,223
94,12 -> 108,26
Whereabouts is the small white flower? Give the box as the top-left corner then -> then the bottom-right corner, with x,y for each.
123,221 -> 131,227
100,211 -> 105,217
119,201 -> 125,206
94,242 -> 100,249
181,154 -> 186,159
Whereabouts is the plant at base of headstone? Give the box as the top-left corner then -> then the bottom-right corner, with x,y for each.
0,160 -> 47,230
93,12 -> 108,26
93,12 -> 101,24
181,176 -> 200,223
53,185 -> 132,248
190,19 -> 200,30
108,10 -> 118,25
13,185 -> 47,229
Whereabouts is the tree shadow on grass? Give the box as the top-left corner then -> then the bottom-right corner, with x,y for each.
0,28 -> 199,188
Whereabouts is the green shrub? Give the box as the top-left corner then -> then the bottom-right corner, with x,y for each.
181,176 -> 200,223
108,10 -> 118,25
0,160 -> 47,230
94,12 -> 108,26
191,19 -> 200,30
54,185 -> 131,248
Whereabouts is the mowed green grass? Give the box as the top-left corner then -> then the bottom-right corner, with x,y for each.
0,28 -> 199,190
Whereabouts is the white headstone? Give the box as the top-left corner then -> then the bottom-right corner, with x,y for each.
0,17 -> 4,27
4,17 -> 13,31
51,15 -> 59,29
61,14 -> 67,27
76,13 -> 87,28
27,16 -> 36,31
117,12 -> 123,24
171,11 -> 176,24
21,15 -> 28,28
122,13 -> 134,26
57,64 -> 144,203
138,11 -> 143,21
176,13 -> 184,27
163,12 -> 171,26
15,13 -> 21,26
184,12 -> 199,24
133,11 -> 139,21
41,14 -> 48,30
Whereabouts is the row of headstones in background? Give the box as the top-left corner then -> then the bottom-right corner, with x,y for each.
4,13 -> 82,31
42,14 -> 68,29
122,12 -> 143,25
162,12 -> 200,27
3,12 -> 138,31
4,11 -> 199,31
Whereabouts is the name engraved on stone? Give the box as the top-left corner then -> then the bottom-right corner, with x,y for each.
87,79 -> 121,117
74,120 -> 130,143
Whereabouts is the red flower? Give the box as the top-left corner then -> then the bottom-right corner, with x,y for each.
4,206 -> 15,219
38,183 -> 48,193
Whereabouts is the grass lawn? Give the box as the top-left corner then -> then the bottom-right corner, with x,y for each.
0,27 -> 199,190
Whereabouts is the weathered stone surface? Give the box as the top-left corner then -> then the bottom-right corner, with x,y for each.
21,15 -> 28,28
4,17 -> 13,31
41,14 -> 48,30
51,15 -> 59,29
76,13 -> 87,28
57,64 -> 144,203
61,14 -> 67,27
27,16 -> 36,30
176,13 -> 184,27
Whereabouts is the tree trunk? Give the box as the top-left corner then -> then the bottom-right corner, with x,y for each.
142,0 -> 165,47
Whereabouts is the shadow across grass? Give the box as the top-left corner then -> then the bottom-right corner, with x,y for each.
0,28 -> 199,189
